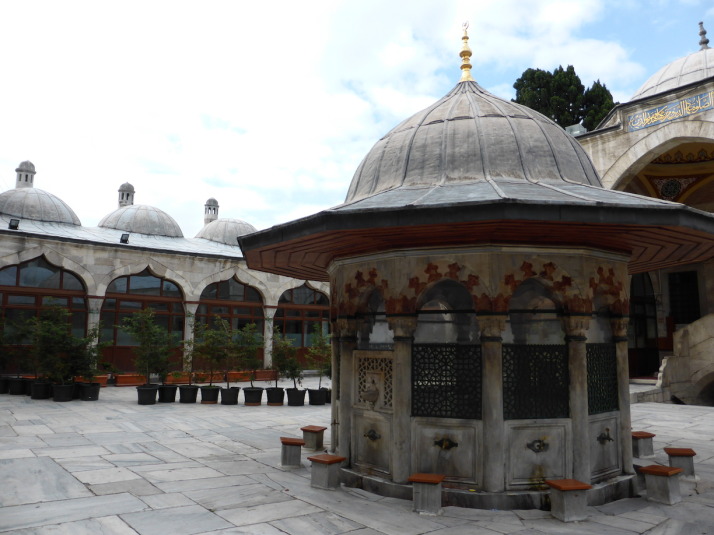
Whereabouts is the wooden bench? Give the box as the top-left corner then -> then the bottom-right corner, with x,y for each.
638,465 -> 683,505
301,425 -> 327,451
664,447 -> 696,478
307,453 -> 345,489
632,431 -> 656,458
545,479 -> 592,522
408,473 -> 445,515
280,437 -> 305,467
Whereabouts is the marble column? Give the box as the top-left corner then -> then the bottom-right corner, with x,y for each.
183,303 -> 199,372
330,319 -> 340,453
563,315 -> 591,483
480,315 -> 506,492
262,308 -> 277,368
337,318 -> 357,461
387,315 -> 417,484
611,317 -> 634,475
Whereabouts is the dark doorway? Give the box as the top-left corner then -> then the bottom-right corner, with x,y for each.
628,273 -> 659,377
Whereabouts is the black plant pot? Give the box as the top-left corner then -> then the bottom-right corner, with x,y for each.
31,381 -> 53,400
8,377 -> 25,395
200,386 -> 220,404
243,387 -> 264,406
286,388 -> 306,406
179,385 -> 199,403
53,384 -> 75,402
24,377 -> 34,395
0,376 -> 8,394
307,388 -> 327,406
136,384 -> 159,405
220,386 -> 240,405
265,387 -> 285,406
158,384 -> 178,403
322,387 -> 331,403
80,383 -> 101,401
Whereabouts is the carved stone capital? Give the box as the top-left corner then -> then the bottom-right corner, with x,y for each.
335,318 -> 358,340
562,315 -> 590,338
479,315 -> 506,340
610,317 -> 629,339
387,315 -> 418,339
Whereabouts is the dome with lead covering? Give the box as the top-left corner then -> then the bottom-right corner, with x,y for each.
632,21 -> 713,100
0,187 -> 81,225
195,218 -> 257,245
99,204 -> 183,237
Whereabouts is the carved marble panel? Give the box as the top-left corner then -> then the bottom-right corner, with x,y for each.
412,418 -> 481,487
353,410 -> 391,476
589,412 -> 621,481
505,420 -> 571,489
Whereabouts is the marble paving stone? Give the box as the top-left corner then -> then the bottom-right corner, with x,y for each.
82,431 -> 156,445
88,478 -> 163,496
39,433 -> 93,447
478,521 -> 531,534
270,511 -> 375,535
205,458 -> 277,476
0,457 -> 92,507
73,466 -> 143,484
415,525 -> 505,534
10,515 -> 138,535
121,504 -> 233,535
163,441 -> 237,459
195,523 -> 291,535
595,497 -> 651,515
0,493 -> 147,532
0,424 -> 18,436
127,460 -> 202,473
102,452 -> 162,466
513,510 -> 553,520
12,424 -> 54,435
33,445 -> 111,458
185,482 -> 293,511
0,448 -> 35,459
0,436 -> 48,448
217,499 -> 323,527
642,518 -> 709,535
156,474 -> 255,493
587,514 -> 654,533
140,465 -> 226,483
55,455 -> 115,471
522,518 -> 637,534
141,492 -> 196,509
618,510 -> 668,526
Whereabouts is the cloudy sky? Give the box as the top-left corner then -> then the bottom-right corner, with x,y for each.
2,0 -> 713,237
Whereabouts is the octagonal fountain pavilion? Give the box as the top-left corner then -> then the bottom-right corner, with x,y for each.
240,28 -> 714,509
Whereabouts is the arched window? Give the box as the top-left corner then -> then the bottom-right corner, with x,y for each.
0,256 -> 87,340
274,284 -> 329,355
100,269 -> 184,370
197,277 -> 264,335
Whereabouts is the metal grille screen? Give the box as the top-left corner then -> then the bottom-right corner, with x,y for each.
587,343 -> 619,415
503,344 -> 569,420
412,344 -> 482,419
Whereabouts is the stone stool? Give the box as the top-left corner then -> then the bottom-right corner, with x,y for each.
280,437 -> 305,467
301,425 -> 327,450
307,453 -> 345,489
545,479 -> 592,522
632,431 -> 656,458
408,473 -> 445,515
664,447 -> 697,478
639,465 -> 683,505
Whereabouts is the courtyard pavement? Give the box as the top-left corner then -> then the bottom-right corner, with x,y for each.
1,378 -> 713,535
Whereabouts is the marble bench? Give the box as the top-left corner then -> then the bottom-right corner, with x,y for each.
545,478 -> 592,522
664,447 -> 697,478
408,473 -> 445,515
639,464 -> 683,505
301,425 -> 327,450
307,453 -> 345,489
632,431 -> 656,458
280,437 -> 305,467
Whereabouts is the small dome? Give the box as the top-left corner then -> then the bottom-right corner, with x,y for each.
205,198 -> 219,207
632,23 -> 713,100
195,218 -> 257,245
0,188 -> 81,225
15,161 -> 36,173
346,81 -> 600,204
119,182 -> 135,192
99,204 -> 183,237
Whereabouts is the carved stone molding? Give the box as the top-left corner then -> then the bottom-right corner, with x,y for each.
562,315 -> 591,338
387,316 -> 418,339
479,315 -> 506,341
610,318 -> 629,339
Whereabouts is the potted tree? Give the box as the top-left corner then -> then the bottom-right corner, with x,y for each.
26,307 -> 69,400
306,322 -> 331,405
241,323 -> 265,406
191,316 -> 232,404
227,322 -> 261,405
273,329 -> 305,406
265,326 -> 289,406
121,308 -> 175,405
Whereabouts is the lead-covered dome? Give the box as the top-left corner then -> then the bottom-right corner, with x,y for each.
0,187 -> 82,225
195,218 -> 257,245
632,22 -> 713,100
345,80 -> 601,204
99,204 -> 183,237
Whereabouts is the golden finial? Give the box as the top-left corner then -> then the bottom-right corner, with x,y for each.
459,22 -> 475,82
